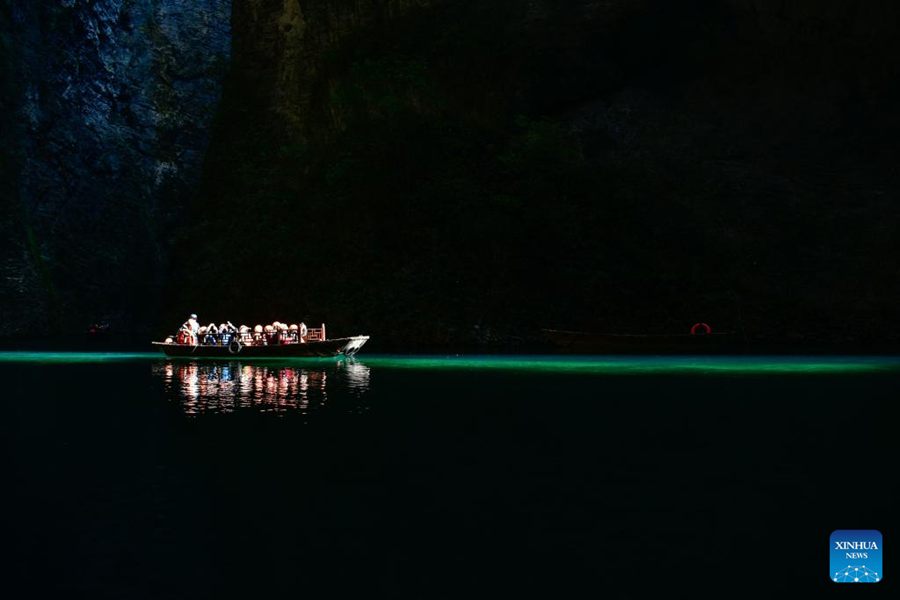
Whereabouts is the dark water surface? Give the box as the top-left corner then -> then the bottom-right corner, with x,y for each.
3,354 -> 898,597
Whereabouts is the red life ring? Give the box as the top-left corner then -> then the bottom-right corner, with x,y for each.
690,322 -> 712,336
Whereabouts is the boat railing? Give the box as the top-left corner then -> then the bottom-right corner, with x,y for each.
305,326 -> 326,342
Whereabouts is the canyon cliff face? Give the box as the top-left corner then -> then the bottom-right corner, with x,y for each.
228,0 -> 430,134
3,1 -> 900,344
1,0 -> 230,335
179,0 -> 900,347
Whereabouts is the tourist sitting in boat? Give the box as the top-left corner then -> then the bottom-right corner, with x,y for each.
204,323 -> 219,345
287,324 -> 300,343
239,325 -> 253,346
176,326 -> 195,345
254,325 -> 265,345
181,313 -> 199,340
219,322 -> 234,346
271,321 -> 285,343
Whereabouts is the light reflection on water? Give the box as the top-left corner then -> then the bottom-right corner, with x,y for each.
153,360 -> 371,417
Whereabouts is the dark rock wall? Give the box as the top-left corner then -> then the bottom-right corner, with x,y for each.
1,0 -> 230,335
227,0 -> 429,133
168,0 -> 435,333
180,0 -> 900,346
4,0 -> 900,345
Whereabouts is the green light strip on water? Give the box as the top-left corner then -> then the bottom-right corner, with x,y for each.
0,352 -> 159,363
0,352 -> 899,374
355,355 -> 900,374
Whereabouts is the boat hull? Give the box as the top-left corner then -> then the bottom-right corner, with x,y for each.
152,336 -> 369,358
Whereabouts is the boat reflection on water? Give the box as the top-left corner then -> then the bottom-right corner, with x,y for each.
153,360 -> 371,417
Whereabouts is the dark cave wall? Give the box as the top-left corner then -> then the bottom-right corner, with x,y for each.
0,0 -> 230,335
179,0 -> 900,346
3,1 -> 900,344
227,0 -> 431,133
168,0 -> 437,334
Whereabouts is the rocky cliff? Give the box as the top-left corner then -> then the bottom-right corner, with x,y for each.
1,0 -> 230,335
174,0 -> 900,347
4,1 -> 900,346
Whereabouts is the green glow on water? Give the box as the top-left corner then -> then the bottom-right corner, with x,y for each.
355,355 -> 900,374
0,352 -> 158,363
349,355 -> 900,375
1,352 -> 899,374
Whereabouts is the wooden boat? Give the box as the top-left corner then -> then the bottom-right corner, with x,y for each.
152,336 -> 369,358
153,323 -> 369,358
541,328 -> 741,354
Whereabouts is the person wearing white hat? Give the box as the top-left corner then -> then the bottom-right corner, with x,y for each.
181,313 -> 200,341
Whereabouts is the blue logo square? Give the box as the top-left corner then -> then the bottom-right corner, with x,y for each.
830,530 -> 882,583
